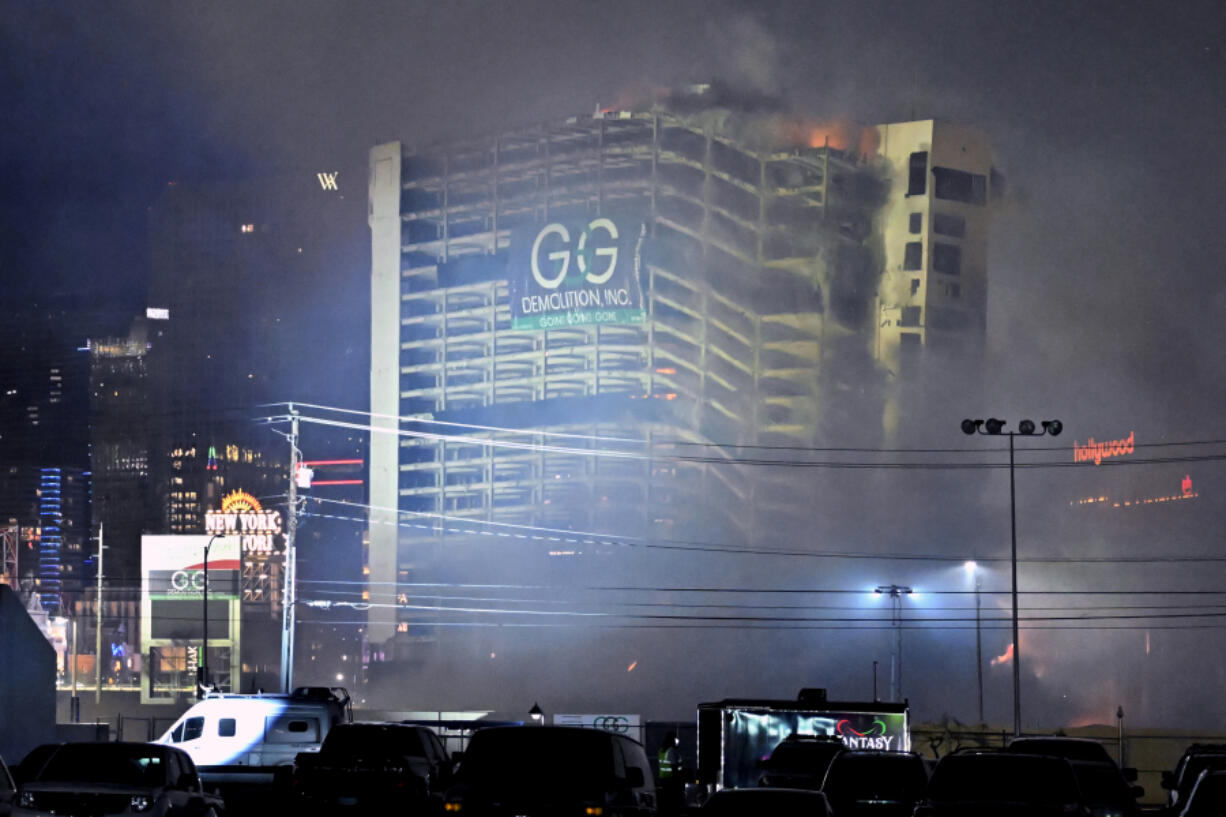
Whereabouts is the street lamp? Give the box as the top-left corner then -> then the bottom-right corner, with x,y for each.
528,702 -> 544,724
200,533 -> 223,695
874,584 -> 913,702
964,561 -> 984,724
962,417 -> 1062,736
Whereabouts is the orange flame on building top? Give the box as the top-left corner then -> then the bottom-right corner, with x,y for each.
773,119 -> 880,158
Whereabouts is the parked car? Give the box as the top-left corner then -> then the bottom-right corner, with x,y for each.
756,735 -> 845,790
914,751 -> 1089,817
12,742 -> 224,817
443,725 -> 655,816
1177,768 -> 1226,817
0,755 -> 14,817
819,750 -> 927,816
292,722 -> 453,812
9,747 -> 59,789
1006,736 -> 1136,778
1165,745 -> 1226,813
1005,737 -> 1115,765
1068,760 -> 1143,817
701,786 -> 831,816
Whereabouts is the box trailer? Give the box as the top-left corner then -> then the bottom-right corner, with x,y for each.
697,688 -> 910,790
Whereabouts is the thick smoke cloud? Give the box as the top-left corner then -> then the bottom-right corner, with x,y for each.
6,0 -> 1226,729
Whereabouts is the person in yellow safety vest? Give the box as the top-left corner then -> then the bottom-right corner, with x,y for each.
658,731 -> 679,780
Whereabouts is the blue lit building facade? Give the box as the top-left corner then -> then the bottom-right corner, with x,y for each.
35,466 -> 89,615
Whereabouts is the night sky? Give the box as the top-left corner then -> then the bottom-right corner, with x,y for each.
5,1 -> 1226,420
5,0 -> 1226,725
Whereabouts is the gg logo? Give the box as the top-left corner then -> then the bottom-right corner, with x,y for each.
592,716 -> 630,732
170,570 -> 206,592
530,218 -> 620,289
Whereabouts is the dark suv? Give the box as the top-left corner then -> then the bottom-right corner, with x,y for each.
13,742 -> 224,817
292,722 -> 452,812
1164,744 -> 1226,813
819,750 -> 927,816
914,751 -> 1089,817
756,735 -> 844,790
444,726 -> 655,816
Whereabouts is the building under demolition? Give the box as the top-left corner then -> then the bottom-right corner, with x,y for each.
367,87 -> 996,672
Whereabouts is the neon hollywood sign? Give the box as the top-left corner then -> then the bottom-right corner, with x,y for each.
1073,431 -> 1135,465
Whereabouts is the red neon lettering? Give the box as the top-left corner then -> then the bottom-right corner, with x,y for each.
1073,431 -> 1135,465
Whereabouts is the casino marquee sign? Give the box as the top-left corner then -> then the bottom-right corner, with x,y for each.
510,217 -> 647,331
205,490 -> 283,557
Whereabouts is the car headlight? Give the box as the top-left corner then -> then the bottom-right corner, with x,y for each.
129,795 -> 153,812
443,803 -> 463,812
19,791 -> 36,808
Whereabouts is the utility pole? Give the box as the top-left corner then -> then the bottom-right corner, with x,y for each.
94,524 -> 103,704
200,534 -> 220,695
875,584 -> 912,702
279,407 -> 300,693
975,573 -> 984,723
70,617 -> 79,721
965,561 -> 985,724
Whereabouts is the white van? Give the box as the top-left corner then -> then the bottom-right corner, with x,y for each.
154,687 -> 350,787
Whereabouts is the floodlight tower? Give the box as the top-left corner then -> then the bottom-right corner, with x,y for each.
961,417 -> 1062,736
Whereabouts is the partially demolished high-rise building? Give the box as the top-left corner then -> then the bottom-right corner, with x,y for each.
367,86 -> 996,660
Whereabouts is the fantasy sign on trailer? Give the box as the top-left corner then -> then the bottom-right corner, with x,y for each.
510,217 -> 646,330
709,706 -> 910,789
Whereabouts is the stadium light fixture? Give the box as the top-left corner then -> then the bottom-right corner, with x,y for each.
961,416 -> 1063,736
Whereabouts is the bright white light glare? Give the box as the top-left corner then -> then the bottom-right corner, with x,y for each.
335,673 -> 344,682
964,560 -> 978,574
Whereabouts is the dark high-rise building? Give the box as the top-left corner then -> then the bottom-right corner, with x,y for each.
0,300 -> 95,612
89,317 -> 157,584
144,172 -> 367,685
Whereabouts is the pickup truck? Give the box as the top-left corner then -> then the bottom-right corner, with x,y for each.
291,722 -> 453,813
13,742 -> 225,817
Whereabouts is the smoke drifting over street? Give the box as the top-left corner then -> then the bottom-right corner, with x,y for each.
5,0 -> 1226,731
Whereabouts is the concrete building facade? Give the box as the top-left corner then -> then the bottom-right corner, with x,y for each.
873,121 -> 995,439
367,91 -> 996,678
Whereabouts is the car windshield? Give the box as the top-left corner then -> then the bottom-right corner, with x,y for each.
1181,756 -> 1226,791
1187,772 -> 1226,816
823,754 -> 926,802
703,788 -> 827,815
1008,739 -> 1112,764
768,741 -> 841,769
929,755 -> 1078,805
321,725 -> 425,757
1071,762 -> 1129,807
36,745 -> 169,787
459,729 -> 614,791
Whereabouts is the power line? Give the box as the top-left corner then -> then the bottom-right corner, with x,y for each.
262,402 -> 1226,457
302,499 -> 1226,566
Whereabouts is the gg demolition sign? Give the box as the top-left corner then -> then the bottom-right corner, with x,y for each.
510,217 -> 646,330
205,490 -> 283,556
